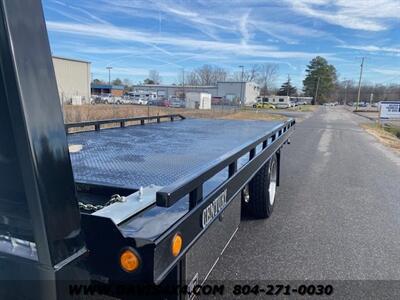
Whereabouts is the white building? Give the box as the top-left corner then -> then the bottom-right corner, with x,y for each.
216,81 -> 260,106
186,92 -> 212,109
52,56 -> 91,104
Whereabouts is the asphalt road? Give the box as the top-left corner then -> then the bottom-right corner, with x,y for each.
209,106 -> 400,282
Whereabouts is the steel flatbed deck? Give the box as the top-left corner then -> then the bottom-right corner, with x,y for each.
68,118 -> 284,191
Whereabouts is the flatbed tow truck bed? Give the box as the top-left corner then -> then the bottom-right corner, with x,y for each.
0,2 -> 296,299
69,118 -> 284,191
65,116 -> 295,289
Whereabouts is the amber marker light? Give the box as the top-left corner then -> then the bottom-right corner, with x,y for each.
171,233 -> 183,257
120,248 -> 140,272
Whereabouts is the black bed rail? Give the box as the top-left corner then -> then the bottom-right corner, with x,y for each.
153,117 -> 296,283
156,118 -> 296,209
65,114 -> 185,133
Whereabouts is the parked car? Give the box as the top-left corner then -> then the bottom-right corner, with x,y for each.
98,94 -> 115,104
297,101 -> 308,105
253,101 -> 276,109
131,97 -> 148,105
162,99 -> 171,107
119,96 -> 134,105
170,99 -> 186,108
90,95 -> 102,105
275,103 -> 291,109
147,99 -> 164,106
211,96 -> 224,105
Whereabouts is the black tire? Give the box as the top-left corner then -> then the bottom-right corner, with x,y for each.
246,155 -> 278,219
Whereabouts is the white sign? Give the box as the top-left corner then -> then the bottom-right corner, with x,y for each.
379,101 -> 400,119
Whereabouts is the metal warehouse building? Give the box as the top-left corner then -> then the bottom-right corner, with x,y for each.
52,56 -> 91,104
132,81 -> 260,106
131,84 -> 217,99
91,84 -> 125,97
216,81 -> 260,105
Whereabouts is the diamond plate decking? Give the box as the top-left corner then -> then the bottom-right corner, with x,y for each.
68,118 -> 281,190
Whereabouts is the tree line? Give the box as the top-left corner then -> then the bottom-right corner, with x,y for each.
92,57 -> 399,104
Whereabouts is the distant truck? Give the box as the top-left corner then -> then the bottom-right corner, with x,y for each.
0,2 -> 295,299
186,92 -> 212,109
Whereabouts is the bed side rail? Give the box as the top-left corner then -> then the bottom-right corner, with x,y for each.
152,118 -> 295,283
156,118 -> 295,209
65,114 -> 185,133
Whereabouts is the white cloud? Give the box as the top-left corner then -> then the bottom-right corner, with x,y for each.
92,66 -> 177,78
239,11 -> 252,45
371,68 -> 400,76
339,44 -> 400,54
47,21 -> 328,59
288,0 -> 400,31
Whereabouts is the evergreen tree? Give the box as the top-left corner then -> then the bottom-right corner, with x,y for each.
303,56 -> 337,104
277,77 -> 297,96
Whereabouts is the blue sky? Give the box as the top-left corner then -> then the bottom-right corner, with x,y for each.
43,0 -> 400,88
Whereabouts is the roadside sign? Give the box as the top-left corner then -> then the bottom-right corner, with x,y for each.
379,101 -> 400,119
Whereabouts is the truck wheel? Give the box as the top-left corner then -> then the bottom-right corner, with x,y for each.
247,155 -> 278,218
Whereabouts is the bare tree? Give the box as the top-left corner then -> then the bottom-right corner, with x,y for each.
229,63 -> 278,94
148,70 -> 161,84
211,66 -> 228,84
258,63 -> 279,95
231,64 -> 261,82
333,81 -> 400,103
196,65 -> 214,85
193,65 -> 227,86
185,71 -> 200,85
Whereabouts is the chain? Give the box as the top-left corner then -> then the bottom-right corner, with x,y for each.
79,194 -> 126,212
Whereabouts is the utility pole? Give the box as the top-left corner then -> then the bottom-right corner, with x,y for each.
344,80 -> 348,105
356,57 -> 364,110
106,66 -> 112,85
370,92 -> 374,106
239,65 -> 244,107
287,74 -> 290,96
314,76 -> 320,105
182,68 -> 185,99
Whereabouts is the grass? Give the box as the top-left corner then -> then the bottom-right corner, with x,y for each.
63,104 -> 285,125
287,104 -> 317,112
361,123 -> 400,152
383,124 -> 400,139
220,110 -> 282,121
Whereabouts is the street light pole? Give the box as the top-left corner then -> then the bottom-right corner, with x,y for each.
239,65 -> 244,107
106,66 -> 112,85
